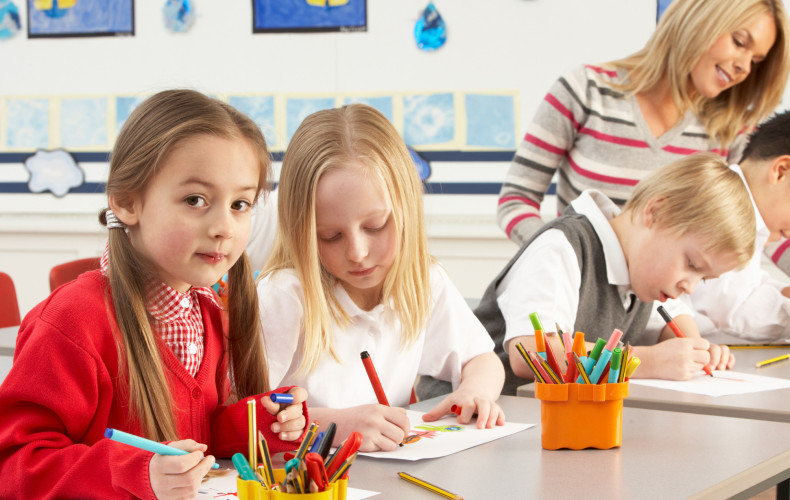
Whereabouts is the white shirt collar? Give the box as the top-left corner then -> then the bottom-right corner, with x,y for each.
570,189 -> 631,287
730,164 -> 769,245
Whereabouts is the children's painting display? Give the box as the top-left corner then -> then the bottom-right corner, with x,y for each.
27,0 -> 134,37
252,0 -> 367,33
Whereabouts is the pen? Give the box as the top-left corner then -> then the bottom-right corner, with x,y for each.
232,452 -> 258,481
398,471 -> 464,499
360,351 -> 390,406
624,357 -> 641,379
270,392 -> 294,404
578,338 -> 606,383
529,312 -> 547,359
608,347 -> 622,384
326,431 -> 362,479
588,329 -> 623,384
104,428 -> 220,469
305,452 -> 329,491
314,422 -> 337,460
755,354 -> 790,368
657,305 -> 713,376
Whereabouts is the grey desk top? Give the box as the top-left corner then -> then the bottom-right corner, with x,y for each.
342,395 -> 790,500
518,347 -> 790,423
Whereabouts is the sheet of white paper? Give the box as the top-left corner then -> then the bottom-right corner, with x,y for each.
629,370 -> 790,397
360,410 -> 533,461
196,469 -> 379,499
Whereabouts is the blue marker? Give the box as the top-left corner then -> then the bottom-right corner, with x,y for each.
608,347 -> 623,384
104,428 -> 219,469
270,392 -> 294,404
309,431 -> 325,454
232,452 -> 257,480
588,346 -> 614,384
578,338 -> 606,383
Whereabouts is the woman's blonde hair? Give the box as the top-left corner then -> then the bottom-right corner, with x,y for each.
625,153 -> 755,269
264,103 -> 432,374
610,0 -> 790,147
101,89 -> 272,441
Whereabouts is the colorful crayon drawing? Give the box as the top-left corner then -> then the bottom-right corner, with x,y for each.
401,423 -> 463,445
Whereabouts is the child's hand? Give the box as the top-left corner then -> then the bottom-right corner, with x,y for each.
636,337 -> 711,380
261,386 -> 307,441
707,343 -> 735,371
422,393 -> 506,429
333,404 -> 410,452
149,439 -> 214,500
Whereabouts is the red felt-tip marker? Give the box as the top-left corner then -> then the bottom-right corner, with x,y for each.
360,351 -> 390,406
657,305 -> 713,377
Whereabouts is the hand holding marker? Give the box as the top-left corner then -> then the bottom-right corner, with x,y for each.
657,305 -> 713,376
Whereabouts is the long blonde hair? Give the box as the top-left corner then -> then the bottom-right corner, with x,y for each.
625,153 -> 755,270
264,104 -> 432,374
610,0 -> 790,147
101,89 -> 272,441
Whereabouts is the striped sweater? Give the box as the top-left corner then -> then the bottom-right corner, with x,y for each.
498,64 -> 747,245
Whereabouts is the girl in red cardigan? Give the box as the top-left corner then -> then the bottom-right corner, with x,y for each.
0,90 -> 307,499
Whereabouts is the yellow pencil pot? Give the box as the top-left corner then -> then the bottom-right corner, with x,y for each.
236,467 -> 347,500
535,382 -> 628,450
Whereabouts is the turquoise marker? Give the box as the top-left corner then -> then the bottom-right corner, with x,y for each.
588,346 -> 614,384
608,347 -> 623,384
232,452 -> 257,480
104,428 -> 220,469
577,338 -> 606,383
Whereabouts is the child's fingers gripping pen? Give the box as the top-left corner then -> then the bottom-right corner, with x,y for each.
104,428 -> 220,469
657,305 -> 713,376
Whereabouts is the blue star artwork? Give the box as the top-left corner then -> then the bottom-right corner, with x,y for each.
0,0 -> 21,40
163,0 -> 195,33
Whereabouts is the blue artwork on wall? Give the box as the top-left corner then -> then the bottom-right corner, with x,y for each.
27,0 -> 134,37
115,96 -> 145,135
6,98 -> 49,149
465,94 -> 515,148
61,97 -> 107,148
252,0 -> 366,33
228,95 -> 277,147
285,97 -> 335,143
403,93 -> 454,146
657,0 -> 673,22
0,0 -> 21,39
342,96 -> 393,122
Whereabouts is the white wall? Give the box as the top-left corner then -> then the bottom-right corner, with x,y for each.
0,1 -> 774,316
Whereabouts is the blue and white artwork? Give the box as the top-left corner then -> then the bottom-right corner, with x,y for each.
657,0 -> 673,22
286,97 -> 335,144
115,96 -> 145,135
0,1 -> 21,39
163,0 -> 194,33
253,0 -> 366,33
60,97 -> 107,148
27,0 -> 134,37
343,96 -> 394,123
25,148 -> 84,197
228,95 -> 277,148
6,98 -> 49,149
465,94 -> 516,148
403,93 -> 455,146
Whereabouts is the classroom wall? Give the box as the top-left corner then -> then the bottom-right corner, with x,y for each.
1,1 -> 785,317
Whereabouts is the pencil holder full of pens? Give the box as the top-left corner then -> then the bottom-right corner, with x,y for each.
237,468 -> 348,500
535,381 -> 629,450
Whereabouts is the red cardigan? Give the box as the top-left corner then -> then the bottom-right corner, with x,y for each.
0,270 -> 305,499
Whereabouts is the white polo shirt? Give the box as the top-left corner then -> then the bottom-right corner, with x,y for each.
258,264 -> 494,408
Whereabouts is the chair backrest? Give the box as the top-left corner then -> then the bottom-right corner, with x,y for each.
0,272 -> 21,328
49,257 -> 101,292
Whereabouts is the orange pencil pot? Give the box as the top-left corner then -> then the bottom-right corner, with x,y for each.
535,382 -> 629,450
237,467 -> 348,500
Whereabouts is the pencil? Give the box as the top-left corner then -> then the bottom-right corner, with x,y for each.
398,471 -> 464,499
573,352 -> 591,384
257,430 -> 276,485
755,354 -> 790,368
248,399 -> 257,469
515,342 -> 545,383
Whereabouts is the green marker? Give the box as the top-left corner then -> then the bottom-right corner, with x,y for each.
578,338 -> 606,383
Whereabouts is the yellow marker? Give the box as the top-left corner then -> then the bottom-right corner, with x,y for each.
624,357 -> 641,379
755,354 -> 790,368
398,472 -> 464,499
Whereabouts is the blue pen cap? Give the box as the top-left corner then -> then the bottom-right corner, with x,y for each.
270,392 -> 294,404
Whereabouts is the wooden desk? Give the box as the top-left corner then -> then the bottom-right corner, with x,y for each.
345,395 -> 790,500
518,347 -> 790,423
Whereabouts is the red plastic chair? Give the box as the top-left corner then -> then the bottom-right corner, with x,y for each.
49,257 -> 101,292
0,272 -> 21,328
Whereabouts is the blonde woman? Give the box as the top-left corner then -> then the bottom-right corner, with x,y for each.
498,0 -> 789,252
258,104 -> 505,453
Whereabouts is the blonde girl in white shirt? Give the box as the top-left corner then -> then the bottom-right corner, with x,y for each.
257,103 -> 505,452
